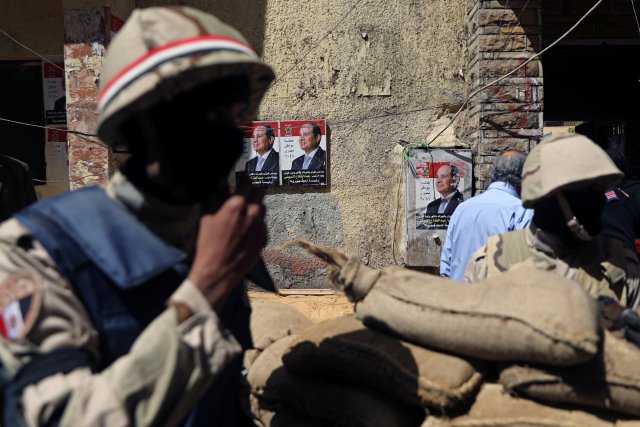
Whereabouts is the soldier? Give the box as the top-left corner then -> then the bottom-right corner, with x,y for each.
0,6 -> 274,426
465,134 -> 640,309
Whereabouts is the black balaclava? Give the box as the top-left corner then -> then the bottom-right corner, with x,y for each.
532,189 -> 606,244
120,75 -> 250,204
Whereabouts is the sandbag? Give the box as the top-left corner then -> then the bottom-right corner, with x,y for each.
283,315 -> 484,409
248,393 -> 331,427
500,330 -> 640,417
421,383 -> 640,427
247,334 -> 424,427
285,240 -> 600,366
249,299 -> 314,351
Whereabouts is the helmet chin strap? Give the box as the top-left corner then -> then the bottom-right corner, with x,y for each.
555,192 -> 593,242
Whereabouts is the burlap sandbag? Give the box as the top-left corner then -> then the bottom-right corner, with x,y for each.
248,393 -> 331,427
282,315 -> 484,409
247,334 -> 424,427
500,330 -> 640,417
284,240 -> 599,366
421,383 -> 640,427
249,299 -> 314,351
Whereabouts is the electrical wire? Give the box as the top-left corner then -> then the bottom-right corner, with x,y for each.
33,173 -> 108,184
423,0 -> 605,151
0,28 -> 66,73
630,0 -> 640,37
0,100 -> 453,137
0,117 -> 100,139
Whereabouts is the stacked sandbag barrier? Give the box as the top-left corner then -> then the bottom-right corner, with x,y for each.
243,241 -> 640,426
282,315 -> 485,410
244,299 -> 314,369
500,330 -> 640,417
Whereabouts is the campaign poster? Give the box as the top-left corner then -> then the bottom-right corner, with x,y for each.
42,62 -> 66,125
408,149 -> 472,232
45,128 -> 69,183
235,121 -> 280,186
280,120 -> 327,186
405,149 -> 472,266
110,14 -> 125,38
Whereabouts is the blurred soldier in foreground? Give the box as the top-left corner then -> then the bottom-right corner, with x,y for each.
0,6 -> 274,426
465,134 -> 640,309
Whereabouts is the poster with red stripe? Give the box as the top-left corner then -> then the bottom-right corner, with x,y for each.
233,119 -> 328,187
42,62 -> 66,125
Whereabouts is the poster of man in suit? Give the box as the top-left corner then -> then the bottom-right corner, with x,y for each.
235,121 -> 280,186
280,120 -> 327,186
233,119 -> 328,187
412,152 -> 471,231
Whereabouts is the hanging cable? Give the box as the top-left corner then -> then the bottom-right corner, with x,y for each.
0,28 -> 66,73
32,172 -> 109,185
630,0 -> 640,37
0,117 -> 99,140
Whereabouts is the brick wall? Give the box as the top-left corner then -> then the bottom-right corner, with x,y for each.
465,0 -> 544,190
63,7 -> 110,189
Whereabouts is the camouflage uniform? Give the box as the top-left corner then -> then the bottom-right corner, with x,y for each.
465,134 -> 640,309
0,7 -> 274,426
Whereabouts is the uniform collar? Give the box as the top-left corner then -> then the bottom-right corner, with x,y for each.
105,171 -> 200,255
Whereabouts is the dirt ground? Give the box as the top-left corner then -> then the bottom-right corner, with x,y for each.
248,290 -> 354,323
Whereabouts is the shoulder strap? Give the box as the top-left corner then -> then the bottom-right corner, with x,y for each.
15,186 -> 186,289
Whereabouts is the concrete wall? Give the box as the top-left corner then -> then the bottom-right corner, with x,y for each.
0,1 -> 64,58
252,0 -> 468,286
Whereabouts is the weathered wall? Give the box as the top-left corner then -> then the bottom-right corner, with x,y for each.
120,0 -> 469,285
135,0 -> 268,55
253,0 -> 468,286
0,1 -> 64,58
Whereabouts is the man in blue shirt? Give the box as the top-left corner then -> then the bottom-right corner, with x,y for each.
440,150 -> 533,281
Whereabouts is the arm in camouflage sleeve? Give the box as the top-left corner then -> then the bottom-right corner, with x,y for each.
0,252 -> 241,427
463,245 -> 489,283
1,192 -> 266,427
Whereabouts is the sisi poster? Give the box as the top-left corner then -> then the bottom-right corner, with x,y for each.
234,119 -> 328,187
410,150 -> 472,231
42,62 -> 66,126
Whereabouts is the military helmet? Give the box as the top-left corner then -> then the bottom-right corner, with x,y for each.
97,6 -> 275,145
520,133 -> 623,208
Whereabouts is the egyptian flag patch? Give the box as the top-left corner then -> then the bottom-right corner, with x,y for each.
605,190 -> 619,202
0,274 -> 41,341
